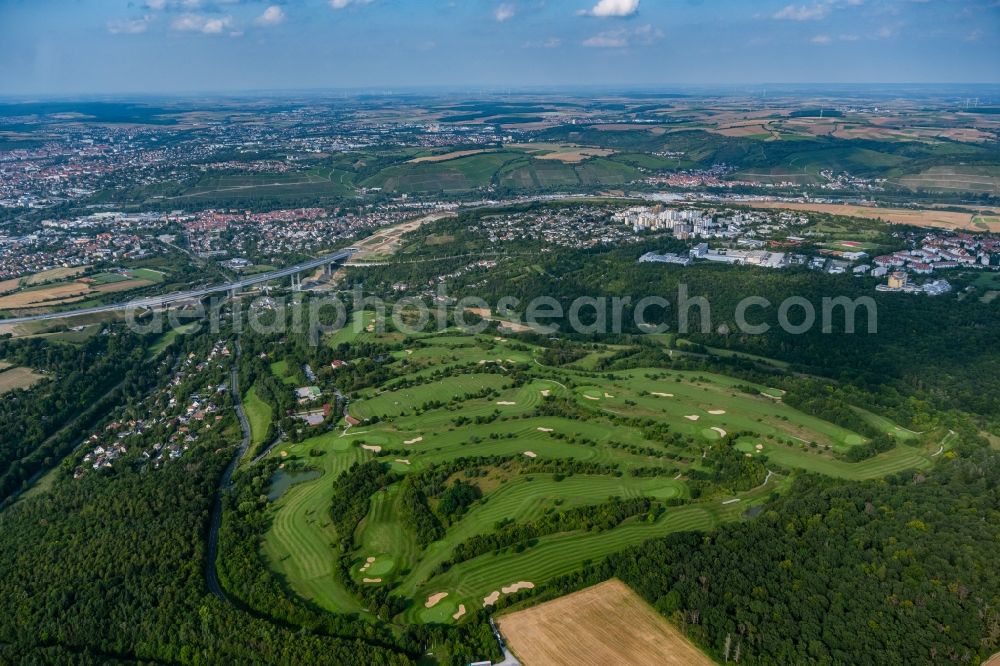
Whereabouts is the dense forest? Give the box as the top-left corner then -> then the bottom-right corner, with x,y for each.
0,330 -> 156,503
0,432 -> 415,665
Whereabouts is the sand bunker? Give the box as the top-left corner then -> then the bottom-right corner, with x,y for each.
501,581 -> 535,595
708,410 -> 726,415
755,444 -> 764,451
405,349 -> 413,355
452,604 -> 466,620
540,389 -> 551,397
425,592 -> 449,608
483,591 -> 501,607
604,393 -> 614,398
403,436 -> 423,445
685,415 -> 700,421
496,401 -> 517,406
360,556 -> 377,572
361,444 -> 382,453
537,427 -> 554,433
280,450 -> 289,457
651,392 -> 674,398
506,358 -> 517,363
395,458 -> 411,465
363,577 -> 382,583
583,395 -> 600,401
711,427 -> 727,438
523,451 -> 538,458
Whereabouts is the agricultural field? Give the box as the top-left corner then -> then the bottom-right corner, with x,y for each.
0,268 -> 160,311
737,201 -> 1000,232
111,167 -> 356,204
361,148 -> 641,194
256,330 -> 939,625
408,149 -> 499,164
497,578 -> 714,666
0,366 -> 46,394
894,165 -> 1000,195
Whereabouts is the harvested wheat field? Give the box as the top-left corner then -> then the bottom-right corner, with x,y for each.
0,283 -> 91,309
497,578 -> 715,666
0,367 -> 46,394
0,277 -> 23,294
535,148 -> 614,163
408,149 -> 496,163
24,265 -> 90,285
739,201 -> 999,232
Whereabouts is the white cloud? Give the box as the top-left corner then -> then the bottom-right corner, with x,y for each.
147,0 -> 203,8
524,37 -> 562,48
584,30 -> 627,47
107,15 -> 152,34
810,34 -> 832,43
583,23 -> 661,48
254,5 -> 285,27
495,3 -> 515,22
773,4 -> 829,20
171,13 -> 233,34
582,0 -> 640,18
330,0 -> 375,8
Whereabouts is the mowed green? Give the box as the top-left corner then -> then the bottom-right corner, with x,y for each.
352,485 -> 419,581
243,385 -> 272,448
260,434 -> 368,614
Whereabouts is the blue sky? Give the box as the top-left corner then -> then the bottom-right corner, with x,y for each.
0,0 -> 998,95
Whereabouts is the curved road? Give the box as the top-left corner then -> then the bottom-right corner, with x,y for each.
1,248 -> 356,325
205,340 -> 251,601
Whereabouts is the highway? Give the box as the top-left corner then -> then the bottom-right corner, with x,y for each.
0,247 -> 356,325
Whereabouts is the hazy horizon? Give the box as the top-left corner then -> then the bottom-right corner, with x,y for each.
1,0 -> 998,96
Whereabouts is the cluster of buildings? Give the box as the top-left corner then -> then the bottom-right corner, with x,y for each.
640,166 -> 884,193
615,205 -> 800,242
75,341 -> 232,478
0,103 -> 503,212
0,123 -> 217,209
871,233 -> 994,276
0,228 -> 156,280
181,205 -> 418,261
817,170 -> 885,191
631,206 -> 997,298
480,206 -> 636,248
867,231 -> 997,295
621,204 -> 810,240
876,271 -> 953,296
197,159 -> 297,173
640,243 -> 788,269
